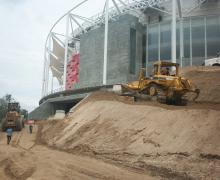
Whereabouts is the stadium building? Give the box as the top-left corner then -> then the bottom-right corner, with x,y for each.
30,0 -> 220,119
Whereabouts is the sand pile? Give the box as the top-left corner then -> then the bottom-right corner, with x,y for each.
180,66 -> 220,102
40,92 -> 220,180
39,66 -> 220,179
45,97 -> 219,155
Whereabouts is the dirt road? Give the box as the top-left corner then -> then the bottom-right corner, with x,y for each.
0,125 -> 157,180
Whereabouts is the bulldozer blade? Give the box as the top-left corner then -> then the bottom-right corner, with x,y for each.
113,84 -> 137,96
182,89 -> 200,102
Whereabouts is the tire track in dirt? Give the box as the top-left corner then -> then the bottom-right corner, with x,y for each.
0,127 -> 38,180
4,158 -> 36,180
65,164 -> 120,180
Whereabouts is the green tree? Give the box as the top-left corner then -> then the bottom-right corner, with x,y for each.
5,94 -> 14,103
20,109 -> 28,119
0,94 -> 25,123
0,94 -> 15,123
0,98 -> 7,123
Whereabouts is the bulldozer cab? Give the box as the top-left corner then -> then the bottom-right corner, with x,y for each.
153,61 -> 179,77
8,102 -> 20,112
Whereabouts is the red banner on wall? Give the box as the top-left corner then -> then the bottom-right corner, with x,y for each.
65,54 -> 80,90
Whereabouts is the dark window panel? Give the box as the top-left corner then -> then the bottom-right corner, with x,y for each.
191,17 -> 205,65
130,28 -> 136,74
148,24 -> 158,62
206,16 -> 220,57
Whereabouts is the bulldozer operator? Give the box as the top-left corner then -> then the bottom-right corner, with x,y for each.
161,67 -> 170,76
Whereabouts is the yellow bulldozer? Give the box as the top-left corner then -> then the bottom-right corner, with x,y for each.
1,102 -> 24,131
114,61 -> 200,104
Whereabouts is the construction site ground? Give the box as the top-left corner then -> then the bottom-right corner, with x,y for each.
0,125 -> 155,180
0,66 -> 220,180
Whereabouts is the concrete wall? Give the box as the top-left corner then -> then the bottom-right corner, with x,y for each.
29,101 -> 54,120
30,91 -> 89,120
74,14 -> 144,89
29,100 -> 76,120
127,18 -> 145,82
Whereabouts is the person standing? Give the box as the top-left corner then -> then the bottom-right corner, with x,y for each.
29,124 -> 33,134
6,128 -> 13,145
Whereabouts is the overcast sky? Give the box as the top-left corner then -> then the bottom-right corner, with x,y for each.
0,0 -> 107,112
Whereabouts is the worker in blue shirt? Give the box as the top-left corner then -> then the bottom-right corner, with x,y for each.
6,128 -> 13,145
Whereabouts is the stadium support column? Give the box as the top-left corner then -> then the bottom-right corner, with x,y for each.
42,34 -> 50,97
177,0 -> 183,67
180,19 -> 183,67
64,14 -> 70,90
146,24 -> 149,76
103,0 -> 109,85
158,23 -> 161,62
171,0 -> 176,63
44,35 -> 51,97
190,18 -> 192,66
42,57 -> 46,97
204,17 -> 207,60
42,34 -> 51,97
43,59 -> 49,96
51,76 -> 54,94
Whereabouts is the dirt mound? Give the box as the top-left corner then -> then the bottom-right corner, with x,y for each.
180,66 -> 220,103
0,151 -> 36,180
39,91 -> 220,180
38,66 -> 220,179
